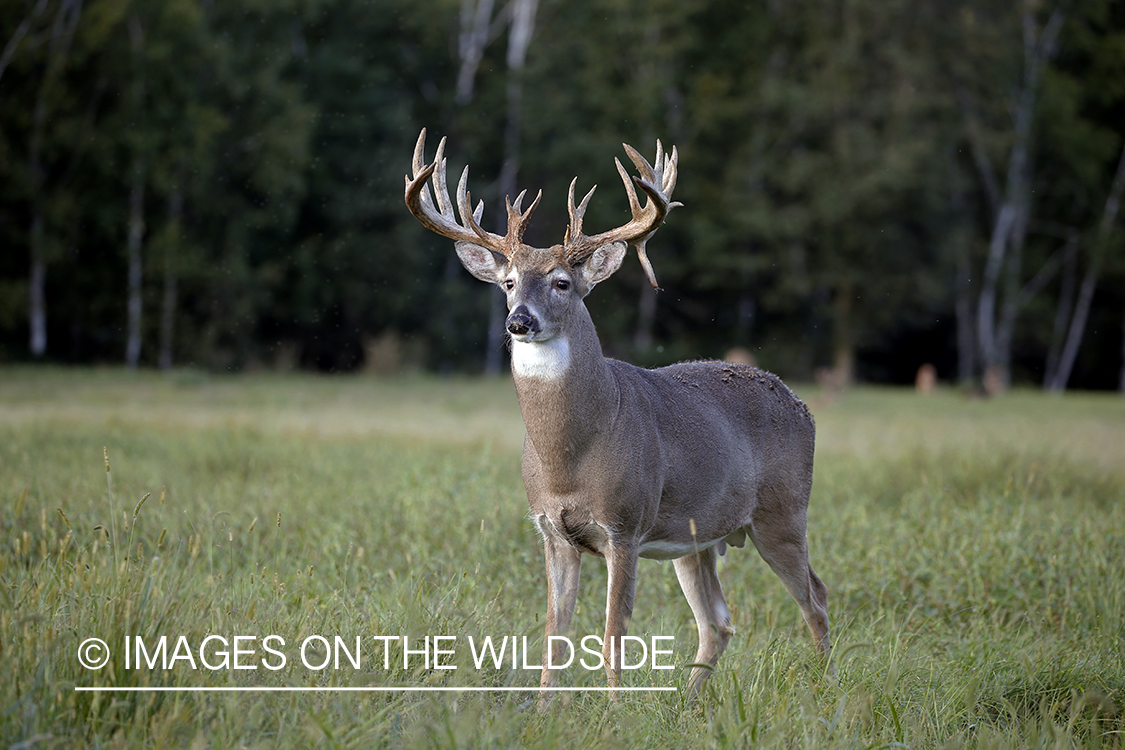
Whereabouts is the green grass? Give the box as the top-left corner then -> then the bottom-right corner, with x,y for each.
2,366 -> 1123,748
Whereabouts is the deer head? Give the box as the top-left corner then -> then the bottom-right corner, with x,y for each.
404,129 -> 681,322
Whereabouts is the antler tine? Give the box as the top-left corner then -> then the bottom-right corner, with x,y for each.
665,145 -> 680,198
613,157 -> 642,215
454,165 -> 475,230
455,164 -> 511,251
430,138 -> 455,219
505,188 -> 543,243
405,128 -> 509,255
622,142 -> 656,185
411,128 -> 430,179
621,141 -> 682,210
657,143 -> 681,206
408,130 -> 436,212
509,189 -> 526,215
565,178 -> 598,243
566,140 -> 681,288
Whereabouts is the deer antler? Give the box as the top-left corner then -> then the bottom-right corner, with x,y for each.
565,140 -> 682,290
405,129 -> 541,258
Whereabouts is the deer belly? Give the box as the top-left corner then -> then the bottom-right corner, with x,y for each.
638,527 -> 747,560
638,537 -> 722,560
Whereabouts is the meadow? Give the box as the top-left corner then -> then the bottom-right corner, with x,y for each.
1,366 -> 1122,749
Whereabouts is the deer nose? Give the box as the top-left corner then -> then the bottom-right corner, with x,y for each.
506,306 -> 538,336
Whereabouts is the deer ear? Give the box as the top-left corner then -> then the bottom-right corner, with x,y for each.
579,241 -> 627,288
455,241 -> 508,284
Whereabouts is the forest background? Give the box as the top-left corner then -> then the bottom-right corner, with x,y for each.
1,0 -> 1123,391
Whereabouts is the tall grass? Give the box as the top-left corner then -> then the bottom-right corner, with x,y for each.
1,367 -> 1122,748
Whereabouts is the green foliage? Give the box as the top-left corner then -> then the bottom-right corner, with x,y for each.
1,368 -> 1123,747
0,0 -> 1123,385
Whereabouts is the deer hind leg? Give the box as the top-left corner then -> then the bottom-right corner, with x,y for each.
747,520 -> 831,663
673,544 -> 733,696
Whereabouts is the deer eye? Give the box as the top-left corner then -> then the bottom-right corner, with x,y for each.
554,279 -> 570,291
503,279 -> 515,290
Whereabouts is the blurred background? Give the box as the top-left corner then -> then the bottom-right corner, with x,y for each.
0,0 -> 1122,391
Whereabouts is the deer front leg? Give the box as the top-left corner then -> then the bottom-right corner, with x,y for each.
602,543 -> 639,691
540,534 -> 581,698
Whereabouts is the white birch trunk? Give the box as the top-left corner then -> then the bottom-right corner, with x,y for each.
1047,143 -> 1125,392
973,7 -> 1064,390
485,0 -> 538,376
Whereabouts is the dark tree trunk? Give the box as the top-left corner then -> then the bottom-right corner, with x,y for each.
125,169 -> 145,368
1119,310 -> 1125,395
28,208 -> 46,357
1044,245 -> 1077,385
124,14 -> 146,369
158,182 -> 183,370
832,281 -> 855,386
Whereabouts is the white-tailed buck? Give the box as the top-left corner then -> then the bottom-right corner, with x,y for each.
405,130 -> 831,698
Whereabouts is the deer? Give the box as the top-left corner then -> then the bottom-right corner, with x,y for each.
404,129 -> 831,700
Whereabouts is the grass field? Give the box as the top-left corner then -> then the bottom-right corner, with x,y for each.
2,366 -> 1123,749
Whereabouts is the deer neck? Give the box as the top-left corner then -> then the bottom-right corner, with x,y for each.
510,303 -> 617,472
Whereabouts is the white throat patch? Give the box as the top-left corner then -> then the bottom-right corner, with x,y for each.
511,336 -> 570,380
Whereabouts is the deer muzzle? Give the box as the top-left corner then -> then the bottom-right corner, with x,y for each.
506,306 -> 539,337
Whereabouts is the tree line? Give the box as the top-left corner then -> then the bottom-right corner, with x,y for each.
1,0 -> 1122,390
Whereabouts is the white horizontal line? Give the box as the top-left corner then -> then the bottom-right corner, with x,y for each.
74,686 -> 677,693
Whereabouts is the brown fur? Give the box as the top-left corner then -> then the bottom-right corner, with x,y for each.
515,294 -> 830,697
405,132 -> 830,701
